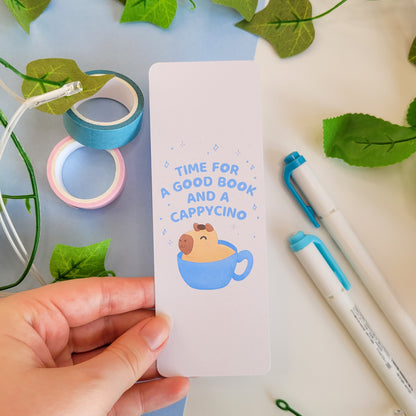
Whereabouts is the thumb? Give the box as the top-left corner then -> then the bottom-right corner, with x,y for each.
80,315 -> 171,405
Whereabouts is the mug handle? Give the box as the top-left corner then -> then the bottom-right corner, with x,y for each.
232,250 -> 253,281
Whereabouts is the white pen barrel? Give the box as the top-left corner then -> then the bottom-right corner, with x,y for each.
294,242 -> 416,416
294,242 -> 351,299
323,210 -> 416,360
291,159 -> 416,360
330,299 -> 416,416
292,163 -> 335,217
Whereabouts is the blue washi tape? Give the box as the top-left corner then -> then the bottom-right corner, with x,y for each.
63,70 -> 144,149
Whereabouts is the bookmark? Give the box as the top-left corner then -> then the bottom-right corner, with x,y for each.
149,61 -> 270,377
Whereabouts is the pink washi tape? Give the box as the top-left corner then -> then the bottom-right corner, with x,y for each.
47,136 -> 126,209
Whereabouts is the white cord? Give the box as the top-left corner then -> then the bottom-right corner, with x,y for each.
0,101 -> 42,283
0,100 -> 29,159
0,196 -> 46,285
0,80 -> 82,287
0,79 -> 25,103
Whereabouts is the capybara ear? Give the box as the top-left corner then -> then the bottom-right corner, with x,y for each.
179,234 -> 193,255
206,223 -> 214,232
194,223 -> 207,231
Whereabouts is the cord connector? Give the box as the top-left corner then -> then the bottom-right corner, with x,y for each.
28,81 -> 83,108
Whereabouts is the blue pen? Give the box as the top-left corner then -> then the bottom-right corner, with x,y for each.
289,231 -> 416,416
283,151 -> 416,362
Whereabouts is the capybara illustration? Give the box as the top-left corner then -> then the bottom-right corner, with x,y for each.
178,223 -> 234,263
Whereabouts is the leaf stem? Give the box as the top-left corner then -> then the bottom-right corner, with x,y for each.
0,57 -> 65,88
354,135 -> 416,149
309,0 -> 348,21
0,110 -> 41,290
2,194 -> 35,199
269,0 -> 348,28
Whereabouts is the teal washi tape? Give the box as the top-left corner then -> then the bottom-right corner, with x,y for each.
63,70 -> 144,149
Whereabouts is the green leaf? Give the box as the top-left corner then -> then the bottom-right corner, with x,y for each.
120,0 -> 177,29
21,58 -> 114,115
213,0 -> 258,21
406,97 -> 416,128
24,197 -> 31,213
50,239 -> 115,282
3,0 -> 51,34
323,113 -> 416,167
409,36 -> 416,66
236,0 -> 314,58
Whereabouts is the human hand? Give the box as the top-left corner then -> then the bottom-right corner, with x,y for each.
0,276 -> 189,416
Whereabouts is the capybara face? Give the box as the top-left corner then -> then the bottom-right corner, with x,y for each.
178,223 -> 234,263
178,223 -> 218,256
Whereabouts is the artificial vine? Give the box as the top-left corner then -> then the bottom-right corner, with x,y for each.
236,0 -> 348,58
0,110 -> 40,290
0,58 -> 115,288
3,0 -> 415,62
0,58 -> 67,89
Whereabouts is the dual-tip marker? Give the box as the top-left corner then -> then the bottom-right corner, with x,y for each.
289,231 -> 416,416
283,151 -> 416,361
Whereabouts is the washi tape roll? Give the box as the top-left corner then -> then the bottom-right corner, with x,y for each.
63,70 -> 144,149
47,136 -> 126,209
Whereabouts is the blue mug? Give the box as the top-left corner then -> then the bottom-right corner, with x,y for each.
177,240 -> 253,290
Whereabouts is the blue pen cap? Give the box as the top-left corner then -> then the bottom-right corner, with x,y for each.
284,151 -> 304,166
289,231 -> 351,291
283,152 -> 320,228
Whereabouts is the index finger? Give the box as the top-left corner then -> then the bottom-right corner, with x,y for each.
14,276 -> 155,327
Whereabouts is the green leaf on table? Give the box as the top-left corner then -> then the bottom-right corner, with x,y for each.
409,36 -> 416,66
323,113 -> 416,167
50,239 -> 116,282
213,0 -> 258,22
3,0 -> 51,34
120,0 -> 177,29
21,58 -> 114,115
406,97 -> 416,127
235,0 -> 314,58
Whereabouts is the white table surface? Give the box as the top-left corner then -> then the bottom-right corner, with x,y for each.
1,1 -> 416,416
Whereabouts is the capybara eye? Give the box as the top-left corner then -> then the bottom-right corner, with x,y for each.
200,236 -> 207,240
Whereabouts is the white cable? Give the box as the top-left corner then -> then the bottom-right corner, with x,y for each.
0,81 -> 82,287
0,101 -> 28,160
0,102 -> 35,278
0,207 -> 45,285
0,200 -> 46,286
0,79 -> 24,103
0,152 -> 46,285
0,205 -> 26,264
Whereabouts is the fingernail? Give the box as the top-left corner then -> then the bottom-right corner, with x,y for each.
140,316 -> 171,350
